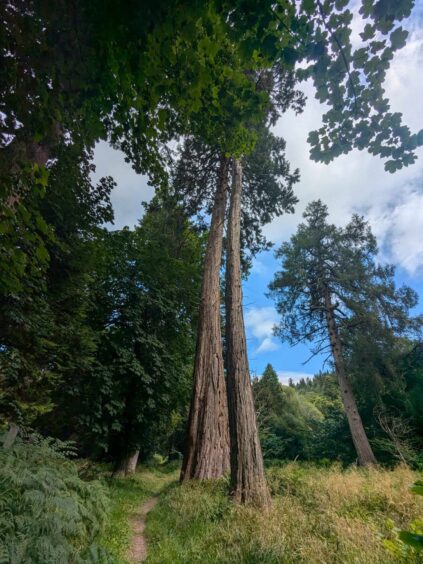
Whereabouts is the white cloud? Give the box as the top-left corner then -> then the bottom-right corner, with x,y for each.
91,10 -> 423,276
256,337 -> 279,354
92,141 -> 154,229
244,306 -> 280,354
267,15 -> 423,277
369,191 -> 423,275
277,371 -> 314,385
251,258 -> 268,276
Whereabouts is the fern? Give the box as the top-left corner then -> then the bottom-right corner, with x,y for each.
0,433 -> 112,563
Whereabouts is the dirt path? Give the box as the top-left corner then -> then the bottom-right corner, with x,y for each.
128,496 -> 158,562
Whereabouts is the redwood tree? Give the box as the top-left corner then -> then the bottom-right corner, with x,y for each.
180,156 -> 231,481
175,126 -> 298,491
225,158 -> 271,505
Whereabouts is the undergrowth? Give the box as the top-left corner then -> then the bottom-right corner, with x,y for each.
0,434 -> 111,563
145,463 -> 423,563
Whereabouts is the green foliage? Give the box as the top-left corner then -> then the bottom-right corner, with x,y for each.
76,201 -> 203,463
270,200 -> 421,356
0,434 -> 111,563
0,146 -> 114,428
173,123 -> 299,264
253,364 -> 324,460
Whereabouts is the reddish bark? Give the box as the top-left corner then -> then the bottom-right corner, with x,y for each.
225,158 -> 271,506
180,155 -> 230,481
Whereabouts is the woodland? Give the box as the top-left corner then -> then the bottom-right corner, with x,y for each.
0,0 -> 423,562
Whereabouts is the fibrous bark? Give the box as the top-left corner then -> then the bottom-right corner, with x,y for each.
225,158 -> 271,506
324,290 -> 377,466
180,155 -> 230,481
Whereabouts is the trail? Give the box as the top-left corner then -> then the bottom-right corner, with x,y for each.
128,496 -> 158,562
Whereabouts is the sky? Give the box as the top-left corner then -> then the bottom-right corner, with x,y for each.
93,3 -> 423,385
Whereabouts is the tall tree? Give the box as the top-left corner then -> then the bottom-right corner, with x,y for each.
0,144 -> 113,429
175,124 -> 298,494
180,156 -> 231,481
225,122 -> 298,505
269,200 -> 420,466
82,201 -> 203,473
225,158 -> 270,505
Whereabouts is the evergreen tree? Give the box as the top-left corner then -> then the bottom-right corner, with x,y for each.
269,200 -> 421,465
252,364 -> 323,461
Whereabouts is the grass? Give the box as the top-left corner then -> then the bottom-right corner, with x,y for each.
145,463 -> 422,563
97,463 -> 179,563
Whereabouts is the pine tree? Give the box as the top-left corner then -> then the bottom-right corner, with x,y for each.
269,200 -> 420,466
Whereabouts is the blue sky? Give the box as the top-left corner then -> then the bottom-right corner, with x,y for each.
93,3 -> 423,385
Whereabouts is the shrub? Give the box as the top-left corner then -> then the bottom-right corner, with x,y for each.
0,433 -> 112,563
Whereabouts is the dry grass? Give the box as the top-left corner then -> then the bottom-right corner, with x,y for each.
145,463 -> 422,563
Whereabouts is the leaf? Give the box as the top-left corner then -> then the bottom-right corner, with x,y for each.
384,160 -> 400,173
360,23 -> 375,41
35,245 -> 50,263
390,28 -> 408,50
302,0 -> 315,14
35,214 -> 50,235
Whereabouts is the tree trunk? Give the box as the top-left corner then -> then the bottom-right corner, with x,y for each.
114,450 -> 140,477
324,290 -> 377,466
180,155 -> 230,482
225,158 -> 271,506
3,423 -> 19,449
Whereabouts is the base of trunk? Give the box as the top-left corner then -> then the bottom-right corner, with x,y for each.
114,450 -> 140,477
231,479 -> 272,507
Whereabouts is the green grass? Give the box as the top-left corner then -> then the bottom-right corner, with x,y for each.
98,464 -> 179,563
145,463 -> 423,563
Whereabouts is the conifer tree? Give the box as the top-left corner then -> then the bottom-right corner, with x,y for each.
269,200 -> 421,465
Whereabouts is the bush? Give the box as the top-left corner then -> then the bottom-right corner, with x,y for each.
0,433 -> 112,563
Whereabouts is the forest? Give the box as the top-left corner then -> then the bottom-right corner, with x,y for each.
0,0 -> 422,562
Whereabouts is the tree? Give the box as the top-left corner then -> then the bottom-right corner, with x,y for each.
269,200 -> 421,466
225,159 -> 270,505
81,201 -> 203,473
175,124 -> 298,499
252,364 -> 323,461
180,156 -> 231,481
0,144 -> 114,429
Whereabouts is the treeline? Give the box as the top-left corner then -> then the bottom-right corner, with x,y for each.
254,360 -> 423,467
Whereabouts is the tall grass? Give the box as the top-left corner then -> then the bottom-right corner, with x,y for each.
146,463 -> 422,563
